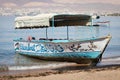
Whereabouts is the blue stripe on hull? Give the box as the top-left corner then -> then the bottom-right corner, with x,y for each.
17,51 -> 101,60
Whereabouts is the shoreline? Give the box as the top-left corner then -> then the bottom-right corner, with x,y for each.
0,63 -> 120,80
0,56 -> 120,71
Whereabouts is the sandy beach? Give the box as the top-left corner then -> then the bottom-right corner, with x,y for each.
17,69 -> 120,80
0,64 -> 120,80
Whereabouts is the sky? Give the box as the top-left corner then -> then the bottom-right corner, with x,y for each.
0,0 -> 120,12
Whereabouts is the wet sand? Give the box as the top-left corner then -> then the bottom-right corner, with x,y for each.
17,68 -> 120,80
0,63 -> 120,80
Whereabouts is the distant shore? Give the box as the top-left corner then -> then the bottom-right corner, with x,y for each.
0,63 -> 120,80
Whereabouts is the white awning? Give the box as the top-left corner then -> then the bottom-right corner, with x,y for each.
15,13 -> 57,29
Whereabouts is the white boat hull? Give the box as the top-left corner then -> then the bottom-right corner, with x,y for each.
14,35 -> 111,65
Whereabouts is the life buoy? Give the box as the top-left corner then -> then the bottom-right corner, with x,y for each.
27,36 -> 32,41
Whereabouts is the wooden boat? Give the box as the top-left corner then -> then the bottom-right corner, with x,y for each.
13,13 -> 111,66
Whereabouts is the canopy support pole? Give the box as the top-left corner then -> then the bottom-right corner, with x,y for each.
90,17 -> 95,38
52,16 -> 54,39
67,26 -> 69,40
46,27 -> 48,39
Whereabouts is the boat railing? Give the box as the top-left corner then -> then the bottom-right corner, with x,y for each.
13,37 -> 69,42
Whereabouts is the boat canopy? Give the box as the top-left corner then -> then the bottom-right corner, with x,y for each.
15,13 -> 95,29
